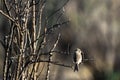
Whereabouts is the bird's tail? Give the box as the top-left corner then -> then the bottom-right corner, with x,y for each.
74,64 -> 79,72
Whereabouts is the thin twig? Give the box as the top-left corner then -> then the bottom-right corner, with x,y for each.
0,10 -> 21,30
47,0 -> 69,20
45,33 -> 60,80
37,63 -> 45,78
21,59 -> 72,73
37,0 -> 46,44
30,20 -> 70,46
3,0 -> 11,17
0,10 -> 14,22
3,24 -> 15,80
29,0 -> 41,7
29,0 -> 37,79
30,60 -> 72,69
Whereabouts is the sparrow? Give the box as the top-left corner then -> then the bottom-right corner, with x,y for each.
73,48 -> 82,72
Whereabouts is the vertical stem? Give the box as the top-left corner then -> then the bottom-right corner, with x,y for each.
3,25 -> 14,80
37,0 -> 46,44
45,34 -> 60,80
16,32 -> 24,80
32,0 -> 36,54
32,0 -> 37,79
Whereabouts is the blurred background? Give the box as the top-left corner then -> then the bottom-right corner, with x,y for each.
0,0 -> 120,80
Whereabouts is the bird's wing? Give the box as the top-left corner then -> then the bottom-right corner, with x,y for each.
73,52 -> 77,63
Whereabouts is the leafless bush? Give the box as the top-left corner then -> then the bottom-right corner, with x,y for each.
0,0 -> 71,80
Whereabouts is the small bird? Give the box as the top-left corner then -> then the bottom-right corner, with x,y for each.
73,48 -> 82,72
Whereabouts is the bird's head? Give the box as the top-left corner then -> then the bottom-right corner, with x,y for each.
76,48 -> 82,53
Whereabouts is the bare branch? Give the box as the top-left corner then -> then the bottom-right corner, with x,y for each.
30,20 -> 70,46
33,60 -> 72,68
47,0 -> 69,19
45,33 -> 60,80
29,0 -> 41,7
3,0 -> 11,17
0,10 -> 14,22
37,0 -> 46,43
2,0 -> 71,79
20,59 -> 72,74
